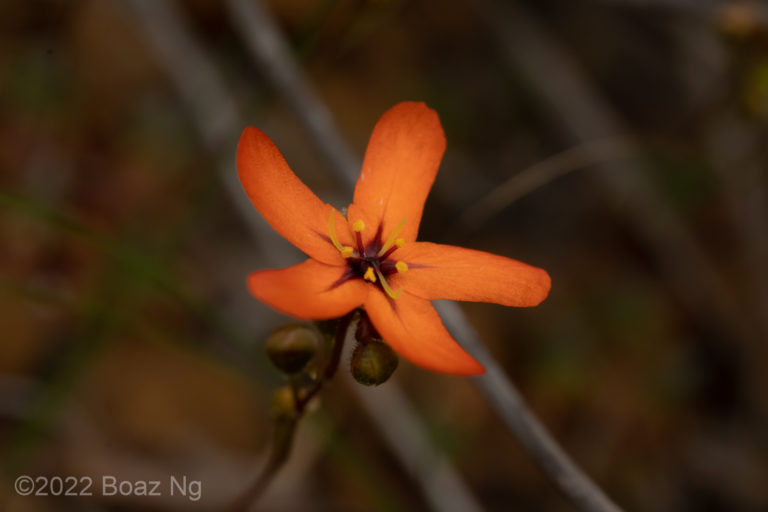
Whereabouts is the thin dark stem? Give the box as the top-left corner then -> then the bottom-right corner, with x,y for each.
229,310 -> 355,511
457,136 -> 635,232
227,415 -> 297,512
324,311 -> 354,380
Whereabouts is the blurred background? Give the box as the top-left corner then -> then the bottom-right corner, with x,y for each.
2,0 -> 768,510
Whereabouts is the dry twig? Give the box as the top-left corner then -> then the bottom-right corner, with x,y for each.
459,136 -> 636,229
482,0 -> 758,353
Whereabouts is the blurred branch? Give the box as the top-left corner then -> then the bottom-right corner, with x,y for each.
482,0 -> 759,352
124,1 -> 485,511
341,337 -> 485,512
459,136 -> 636,230
663,0 -> 768,345
124,2 -> 238,150
596,0 -> 768,21
436,301 -> 621,512
124,0 -> 289,266
225,0 -> 359,187
602,0 -> 768,408
226,1 -> 624,511
706,114 -> 768,337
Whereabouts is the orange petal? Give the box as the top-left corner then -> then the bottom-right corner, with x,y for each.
237,127 -> 354,265
393,242 -> 551,307
353,102 -> 446,243
364,290 -> 484,375
248,259 -> 368,320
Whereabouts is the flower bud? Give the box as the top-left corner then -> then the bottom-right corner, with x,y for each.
265,325 -> 320,374
350,340 -> 399,386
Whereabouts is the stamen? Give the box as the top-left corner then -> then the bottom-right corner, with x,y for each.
363,266 -> 377,283
352,220 -> 365,232
328,210 -> 344,252
395,261 -> 409,273
377,216 -> 406,257
374,267 -> 402,299
329,210 -> 355,258
395,238 -> 405,248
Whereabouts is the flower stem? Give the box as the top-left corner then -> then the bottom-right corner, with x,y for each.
228,310 -> 356,511
324,310 -> 354,380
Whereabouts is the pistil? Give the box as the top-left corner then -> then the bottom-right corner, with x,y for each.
379,238 -> 404,260
352,219 -> 366,256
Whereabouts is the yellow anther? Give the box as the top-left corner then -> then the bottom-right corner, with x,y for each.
341,246 -> 355,258
363,266 -> 377,283
395,238 -> 405,248
352,219 -> 365,232
395,261 -> 409,273
328,210 -> 345,253
378,216 -> 406,257
374,267 -> 402,299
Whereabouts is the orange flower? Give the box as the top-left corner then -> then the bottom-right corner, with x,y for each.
237,102 -> 551,375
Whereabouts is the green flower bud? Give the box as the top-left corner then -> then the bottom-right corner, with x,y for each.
350,340 -> 399,386
265,325 -> 320,374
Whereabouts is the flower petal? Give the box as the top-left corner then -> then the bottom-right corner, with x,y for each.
248,259 -> 368,320
237,127 -> 353,265
353,102 -> 446,243
364,290 -> 484,375
393,242 -> 551,306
